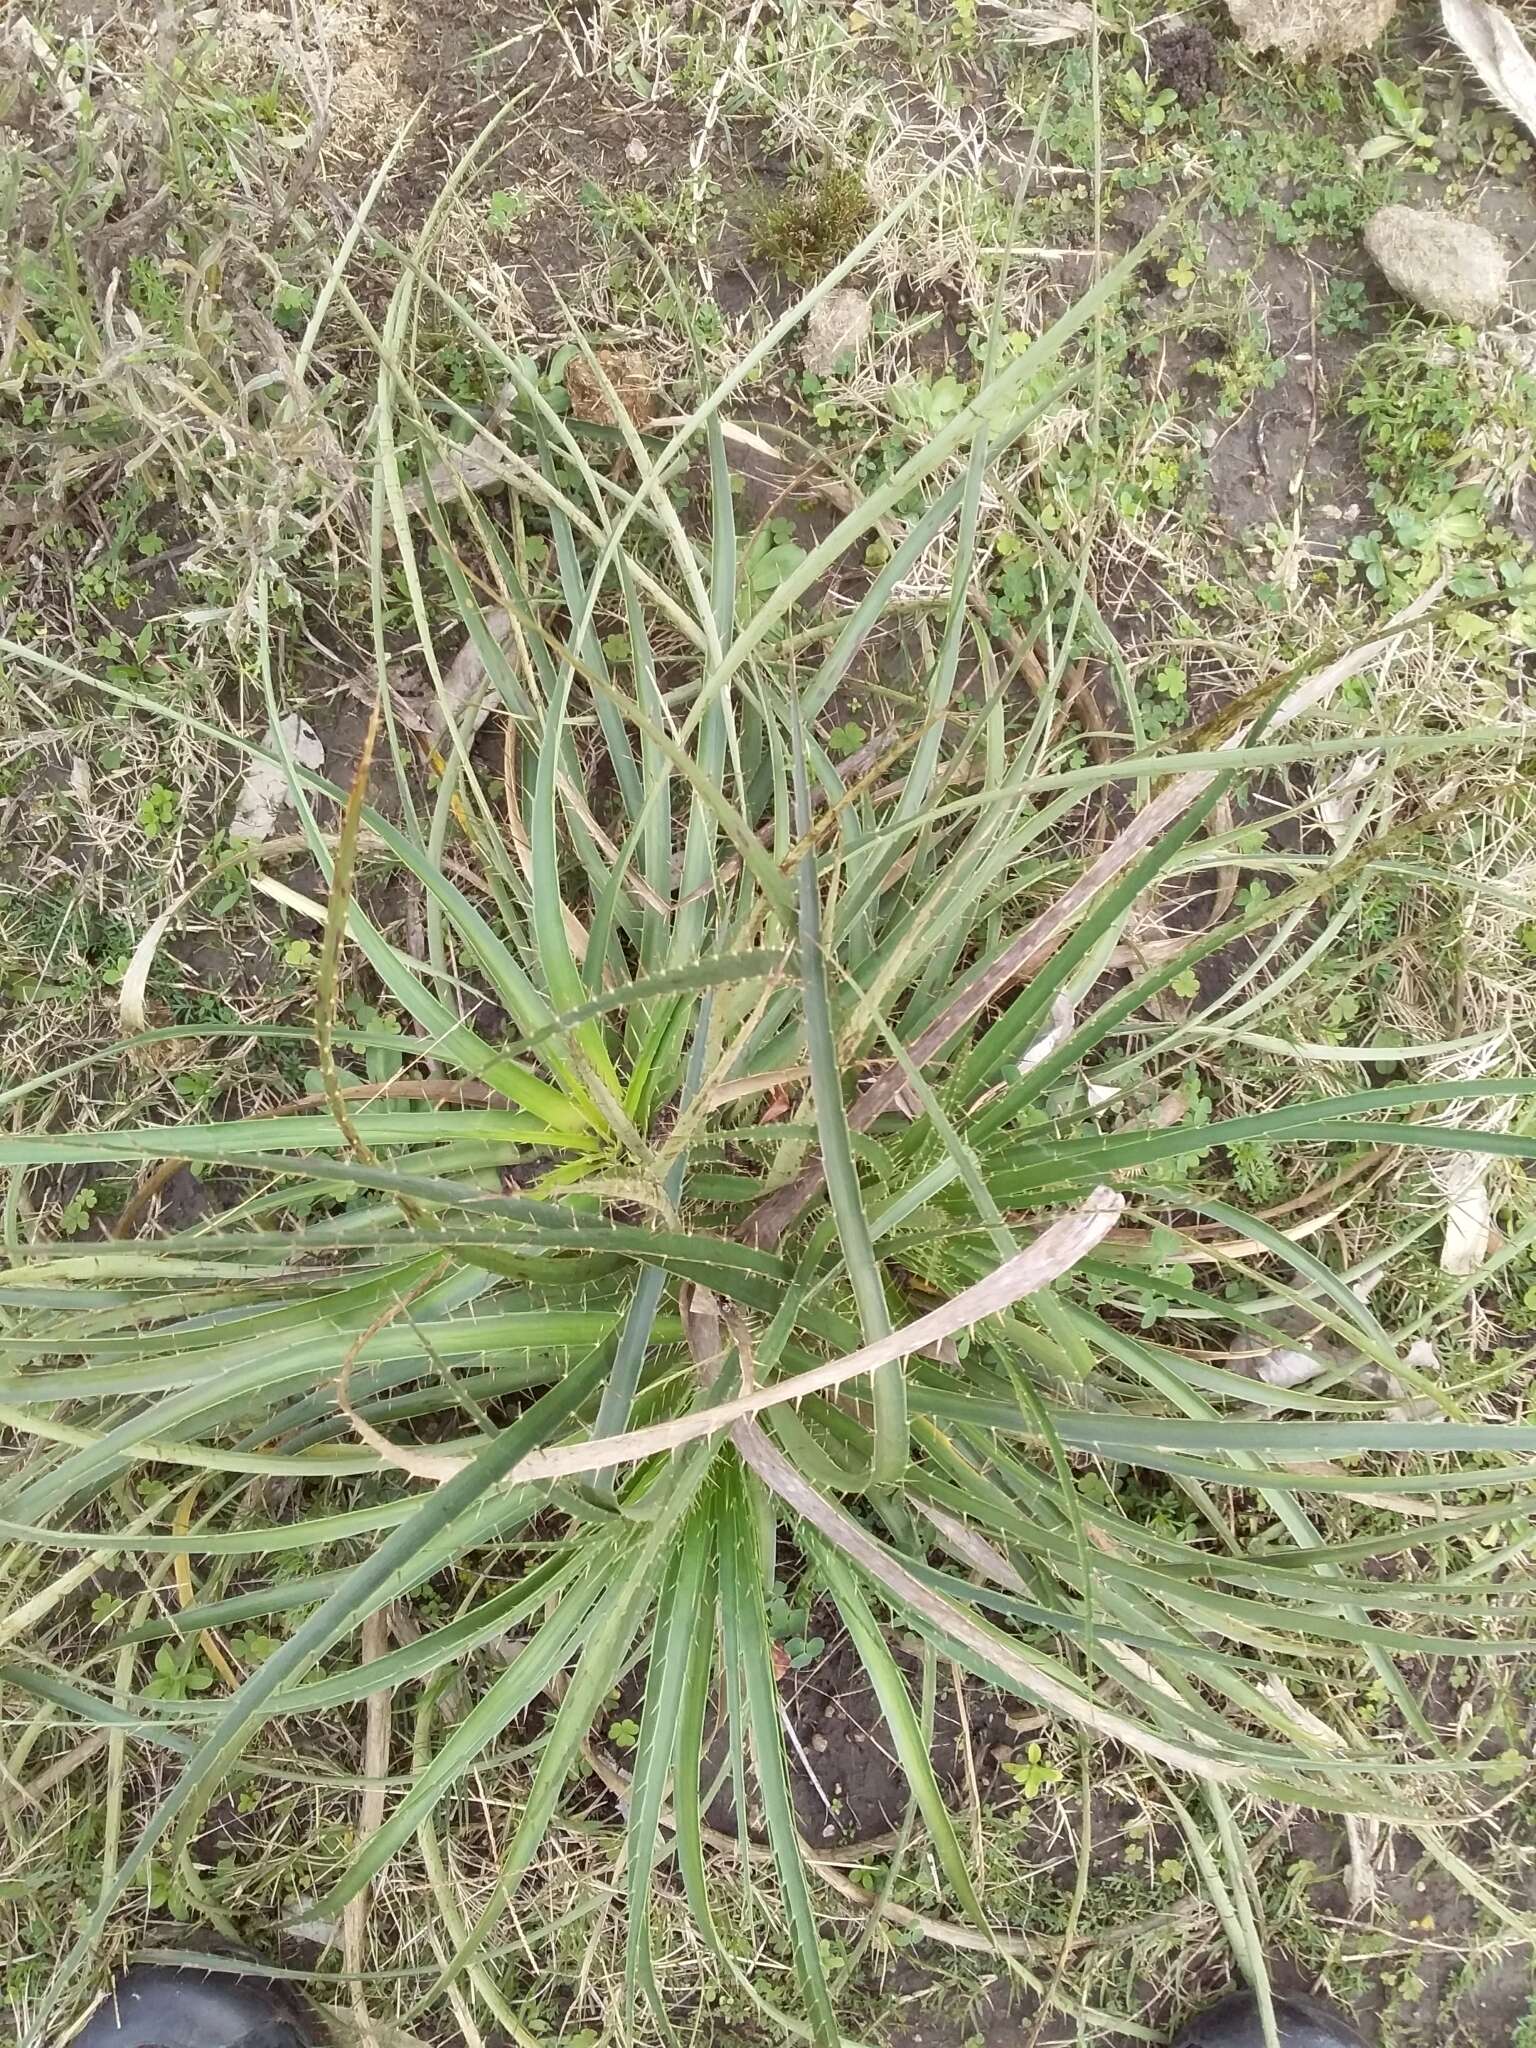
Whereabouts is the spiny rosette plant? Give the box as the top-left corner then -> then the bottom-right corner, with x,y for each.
4,214 -> 1536,2044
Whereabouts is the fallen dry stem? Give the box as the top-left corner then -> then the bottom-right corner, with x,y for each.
333,1188 -> 1127,1488
344,1606 -> 392,2044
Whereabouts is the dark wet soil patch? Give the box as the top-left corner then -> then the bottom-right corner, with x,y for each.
773,1630 -> 1015,1848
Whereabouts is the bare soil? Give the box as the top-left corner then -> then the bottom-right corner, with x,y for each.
773,1630 -> 1014,1848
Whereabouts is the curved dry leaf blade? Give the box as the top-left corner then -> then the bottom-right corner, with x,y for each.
732,1417 -> 1245,1783
361,1188 -> 1126,1492
996,1 -> 1103,43
505,1186 -> 1127,1487
1442,0 -> 1536,142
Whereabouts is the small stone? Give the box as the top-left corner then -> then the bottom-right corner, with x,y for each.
821,1823 -> 836,1838
810,1732 -> 829,1753
1224,0 -> 1397,58
801,287 -> 872,377
822,1702 -> 838,1719
1364,206 -> 1510,328
624,136 -> 649,166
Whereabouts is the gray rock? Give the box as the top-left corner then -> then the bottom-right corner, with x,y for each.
1364,205 -> 1510,326
801,288 -> 872,376
1225,0 -> 1397,58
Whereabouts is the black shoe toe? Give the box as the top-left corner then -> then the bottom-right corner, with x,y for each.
74,1962 -> 315,2048
1174,1990 -> 1369,2048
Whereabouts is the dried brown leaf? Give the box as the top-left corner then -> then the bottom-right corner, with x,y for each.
1441,0 -> 1536,142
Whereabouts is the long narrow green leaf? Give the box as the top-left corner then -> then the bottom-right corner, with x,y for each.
316,1564 -> 610,1902
815,1540 -> 989,1933
43,1346 -> 611,1992
791,701 -> 903,1483
670,1523 -> 723,1958
721,1469 -> 839,2047
423,1438 -> 720,2001
624,1499 -> 713,2032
